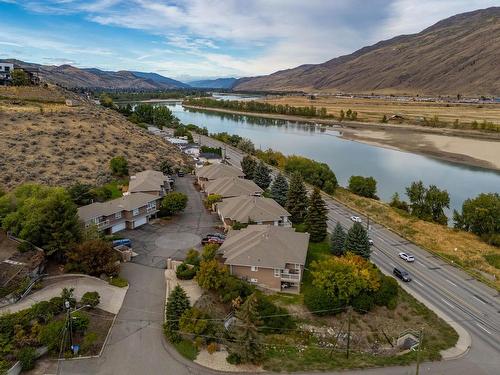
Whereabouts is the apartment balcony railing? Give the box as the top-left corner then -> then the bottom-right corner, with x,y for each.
280,272 -> 300,281
97,220 -> 110,229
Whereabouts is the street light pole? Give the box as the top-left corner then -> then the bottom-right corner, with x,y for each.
416,328 -> 424,375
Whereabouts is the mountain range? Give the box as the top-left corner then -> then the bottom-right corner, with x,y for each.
188,78 -> 237,89
0,59 -> 189,90
233,7 -> 500,96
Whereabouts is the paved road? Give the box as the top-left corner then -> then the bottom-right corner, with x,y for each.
59,175 -> 220,375
200,135 -> 500,375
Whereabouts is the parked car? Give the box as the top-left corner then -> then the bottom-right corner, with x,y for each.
393,267 -> 411,282
399,252 -> 415,262
350,215 -> 362,223
177,171 -> 185,177
368,238 -> 374,246
206,232 -> 226,240
112,238 -> 132,247
201,236 -> 224,245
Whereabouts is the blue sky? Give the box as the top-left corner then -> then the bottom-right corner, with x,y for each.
0,0 -> 498,81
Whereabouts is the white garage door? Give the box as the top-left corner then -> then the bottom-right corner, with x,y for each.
133,217 -> 148,228
111,222 -> 126,233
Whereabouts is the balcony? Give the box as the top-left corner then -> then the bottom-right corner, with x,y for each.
97,220 -> 110,229
280,272 -> 300,281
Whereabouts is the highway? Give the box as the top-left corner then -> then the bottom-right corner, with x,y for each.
199,134 -> 500,375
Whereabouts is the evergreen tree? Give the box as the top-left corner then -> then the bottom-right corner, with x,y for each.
345,222 -> 371,259
330,222 -> 346,256
240,155 -> 257,180
270,173 -> 288,207
253,161 -> 272,189
229,293 -> 262,364
286,173 -> 308,224
164,285 -> 190,342
306,188 -> 328,242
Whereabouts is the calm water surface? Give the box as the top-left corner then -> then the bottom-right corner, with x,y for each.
165,103 -> 500,216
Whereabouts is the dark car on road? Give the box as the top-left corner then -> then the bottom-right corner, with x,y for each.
393,267 -> 411,282
206,232 -> 226,240
201,236 -> 224,245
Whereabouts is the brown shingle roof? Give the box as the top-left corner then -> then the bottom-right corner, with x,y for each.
219,225 -> 309,269
217,196 -> 289,223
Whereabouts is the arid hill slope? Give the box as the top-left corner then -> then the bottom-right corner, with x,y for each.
233,7 -> 500,96
0,86 -> 190,190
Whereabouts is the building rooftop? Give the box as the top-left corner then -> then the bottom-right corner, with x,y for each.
218,225 -> 309,269
196,163 -> 244,180
77,193 -> 157,222
205,177 -> 263,198
217,196 -> 289,223
128,170 -> 169,194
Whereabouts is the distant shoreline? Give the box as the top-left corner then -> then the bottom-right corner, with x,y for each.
183,105 -> 500,172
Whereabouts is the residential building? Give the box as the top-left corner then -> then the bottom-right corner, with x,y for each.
128,170 -> 171,196
218,225 -> 309,293
77,193 -> 160,234
216,196 -> 291,228
204,177 -> 263,198
0,63 -> 14,85
181,144 -> 200,157
196,163 -> 244,187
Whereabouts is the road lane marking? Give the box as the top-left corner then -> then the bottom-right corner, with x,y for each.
475,323 -> 492,335
446,279 -> 458,287
473,295 -> 486,305
440,298 -> 455,309
413,280 -> 423,287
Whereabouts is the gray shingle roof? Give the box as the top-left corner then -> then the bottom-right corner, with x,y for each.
128,170 -> 168,193
196,163 -> 245,180
217,196 -> 289,223
219,225 -> 309,269
77,193 -> 158,222
205,177 -> 263,198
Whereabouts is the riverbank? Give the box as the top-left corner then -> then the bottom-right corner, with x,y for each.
183,105 -> 500,171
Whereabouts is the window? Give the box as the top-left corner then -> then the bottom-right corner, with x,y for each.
132,208 -> 139,216
147,201 -> 156,211
273,269 -> 280,277
294,264 -> 301,270
251,266 -> 258,272
115,212 -> 122,219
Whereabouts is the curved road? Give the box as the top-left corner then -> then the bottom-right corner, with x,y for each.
200,135 -> 500,375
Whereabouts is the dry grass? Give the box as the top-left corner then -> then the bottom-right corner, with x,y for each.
0,86 -> 191,191
261,95 -> 500,128
333,188 -> 500,290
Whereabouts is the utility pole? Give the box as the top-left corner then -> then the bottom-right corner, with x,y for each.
65,300 -> 73,352
415,328 -> 424,375
346,307 -> 352,359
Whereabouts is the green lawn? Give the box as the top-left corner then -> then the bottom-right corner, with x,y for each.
103,179 -> 127,199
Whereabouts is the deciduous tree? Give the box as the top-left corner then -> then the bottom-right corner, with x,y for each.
65,239 -> 119,276
348,176 -> 378,199
161,192 -> 188,216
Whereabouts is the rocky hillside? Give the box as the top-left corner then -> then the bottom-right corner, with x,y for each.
234,7 -> 500,96
0,86 -> 190,190
0,59 -> 188,90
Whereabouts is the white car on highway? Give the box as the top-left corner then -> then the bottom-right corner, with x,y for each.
399,252 -> 415,262
350,215 -> 362,223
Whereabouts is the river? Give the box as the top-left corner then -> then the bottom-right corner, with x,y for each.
159,102 -> 499,216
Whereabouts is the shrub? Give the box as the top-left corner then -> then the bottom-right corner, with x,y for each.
49,296 -> 65,314
207,342 -> 218,354
39,320 -> 65,353
17,241 -> 34,253
30,301 -> 56,323
201,244 -> 219,261
109,156 -> 128,176
196,259 -> 228,290
303,287 -> 345,316
374,275 -> 399,308
220,275 -> 254,303
205,194 -> 222,208
226,352 -> 242,365
161,192 -> 188,216
179,308 -> 210,338
18,347 -> 37,371
351,291 -> 375,313
81,291 -> 100,308
81,332 -> 98,353
185,249 -> 200,267
176,263 -> 197,280
256,294 -> 295,333
348,176 -> 378,199
71,311 -> 90,332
